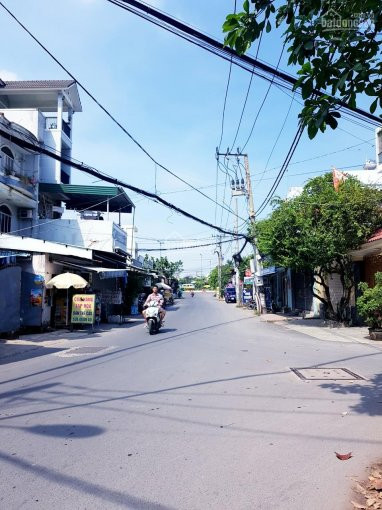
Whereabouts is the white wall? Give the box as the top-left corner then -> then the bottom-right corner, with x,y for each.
41,129 -> 62,183
122,224 -> 138,257
36,218 -> 127,254
0,109 -> 40,139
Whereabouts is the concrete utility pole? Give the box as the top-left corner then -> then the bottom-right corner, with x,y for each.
243,154 -> 264,314
215,236 -> 222,300
216,149 -> 264,312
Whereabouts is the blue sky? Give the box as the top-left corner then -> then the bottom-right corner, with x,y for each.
0,0 -> 377,276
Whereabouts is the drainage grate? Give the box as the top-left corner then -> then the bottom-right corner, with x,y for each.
55,346 -> 114,358
290,367 -> 365,381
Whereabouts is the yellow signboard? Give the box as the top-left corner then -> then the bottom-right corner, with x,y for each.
71,294 -> 95,324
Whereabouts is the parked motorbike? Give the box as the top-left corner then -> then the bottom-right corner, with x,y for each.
144,300 -> 162,335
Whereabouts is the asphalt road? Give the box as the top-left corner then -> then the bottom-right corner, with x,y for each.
1,293 -> 382,510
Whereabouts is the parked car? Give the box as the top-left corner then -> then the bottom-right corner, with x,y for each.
224,286 -> 236,303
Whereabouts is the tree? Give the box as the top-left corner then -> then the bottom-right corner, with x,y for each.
179,275 -> 194,285
194,277 -> 207,290
253,173 -> 382,321
208,263 -> 234,295
223,1 -> 382,138
149,256 -> 183,279
239,255 -> 253,280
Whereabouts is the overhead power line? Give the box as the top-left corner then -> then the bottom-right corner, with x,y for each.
105,0 -> 381,127
139,238 -> 234,252
0,1 -> 244,223
256,125 -> 305,216
0,127 -> 248,240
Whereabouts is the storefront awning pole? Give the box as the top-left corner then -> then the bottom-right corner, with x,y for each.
131,206 -> 136,258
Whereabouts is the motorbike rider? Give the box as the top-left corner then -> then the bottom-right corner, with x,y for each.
142,285 -> 166,324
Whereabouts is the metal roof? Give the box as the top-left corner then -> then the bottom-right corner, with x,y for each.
39,183 -> 134,213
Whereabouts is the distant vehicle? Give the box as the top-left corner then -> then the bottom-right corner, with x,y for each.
182,283 -> 195,291
224,286 -> 236,303
190,291 -> 195,297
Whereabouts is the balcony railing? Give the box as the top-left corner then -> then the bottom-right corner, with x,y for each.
2,153 -> 15,174
0,156 -> 37,194
45,116 -> 71,139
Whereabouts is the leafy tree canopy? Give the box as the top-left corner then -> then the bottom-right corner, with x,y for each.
253,173 -> 382,320
223,0 -> 382,138
147,256 -> 183,279
208,262 -> 234,294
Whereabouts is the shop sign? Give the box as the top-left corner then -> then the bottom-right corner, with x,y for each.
112,224 -> 127,253
30,288 -> 43,307
71,294 -> 95,324
33,274 -> 45,286
244,276 -> 254,284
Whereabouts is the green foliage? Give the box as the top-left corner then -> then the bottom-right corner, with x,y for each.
194,277 -> 207,290
149,256 -> 183,279
208,263 -> 234,295
179,275 -> 194,285
357,272 -> 382,329
223,1 -> 382,136
239,255 -> 253,279
253,173 -> 382,320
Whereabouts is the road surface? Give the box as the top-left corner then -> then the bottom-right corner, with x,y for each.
1,293 -> 382,509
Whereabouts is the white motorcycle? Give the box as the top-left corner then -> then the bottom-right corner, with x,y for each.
145,300 -> 162,335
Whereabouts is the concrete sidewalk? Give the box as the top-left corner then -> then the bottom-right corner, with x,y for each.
260,313 -> 382,347
0,319 -> 143,363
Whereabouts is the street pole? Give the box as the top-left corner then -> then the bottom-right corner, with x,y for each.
200,253 -> 203,279
215,236 -> 222,300
234,196 -> 242,306
243,154 -> 264,314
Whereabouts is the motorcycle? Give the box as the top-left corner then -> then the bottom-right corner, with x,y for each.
145,300 -> 162,335
190,291 -> 195,297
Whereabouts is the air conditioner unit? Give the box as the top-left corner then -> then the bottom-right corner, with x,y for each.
18,208 -> 33,219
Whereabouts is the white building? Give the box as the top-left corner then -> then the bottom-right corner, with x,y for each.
0,79 -> 146,334
0,79 -> 81,185
0,114 -> 40,237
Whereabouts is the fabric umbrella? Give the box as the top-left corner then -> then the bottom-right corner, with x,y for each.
46,272 -> 89,289
46,272 -> 88,327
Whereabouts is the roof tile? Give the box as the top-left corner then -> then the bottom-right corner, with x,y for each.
368,228 -> 382,243
1,80 -> 75,90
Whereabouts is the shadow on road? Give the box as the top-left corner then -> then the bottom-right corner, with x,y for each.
321,372 -> 382,416
25,423 -> 104,438
0,345 -> 65,366
0,317 -> 254,386
0,450 -> 174,509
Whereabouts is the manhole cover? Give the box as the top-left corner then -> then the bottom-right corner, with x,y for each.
290,367 -> 365,381
55,346 -> 114,358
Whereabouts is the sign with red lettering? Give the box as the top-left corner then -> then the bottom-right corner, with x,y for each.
71,294 -> 95,324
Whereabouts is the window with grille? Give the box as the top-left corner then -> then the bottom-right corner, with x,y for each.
0,205 -> 11,233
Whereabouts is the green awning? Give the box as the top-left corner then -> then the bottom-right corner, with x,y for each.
39,183 -> 134,213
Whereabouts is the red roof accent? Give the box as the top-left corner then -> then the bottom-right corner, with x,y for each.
368,228 -> 382,243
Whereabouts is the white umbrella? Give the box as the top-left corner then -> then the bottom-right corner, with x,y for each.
46,272 -> 89,289
46,273 -> 88,326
